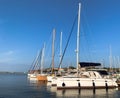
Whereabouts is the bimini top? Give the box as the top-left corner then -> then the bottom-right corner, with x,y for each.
79,62 -> 101,67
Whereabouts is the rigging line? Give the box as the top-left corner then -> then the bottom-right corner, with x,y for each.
29,47 -> 43,72
37,49 -> 42,70
58,14 -> 78,70
30,51 -> 40,71
82,11 -> 94,61
34,50 -> 42,70
29,51 -> 41,71
28,57 -> 36,72
45,32 -> 52,68
44,30 -> 53,68
46,31 -> 52,56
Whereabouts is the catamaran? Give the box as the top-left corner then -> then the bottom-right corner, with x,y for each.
51,3 -> 118,89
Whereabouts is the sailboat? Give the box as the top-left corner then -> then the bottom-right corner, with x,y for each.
52,3 -> 118,89
36,43 -> 47,81
27,50 -> 41,80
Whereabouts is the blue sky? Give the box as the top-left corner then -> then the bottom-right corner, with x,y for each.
0,0 -> 120,72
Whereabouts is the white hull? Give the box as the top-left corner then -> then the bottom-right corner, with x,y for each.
56,77 -> 117,89
27,74 -> 37,80
29,77 -> 38,81
47,76 -> 54,82
50,70 -> 118,89
28,74 -> 37,77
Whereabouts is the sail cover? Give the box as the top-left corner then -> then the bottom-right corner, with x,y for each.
79,62 -> 101,67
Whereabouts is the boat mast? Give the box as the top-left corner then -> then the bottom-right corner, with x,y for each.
117,56 -> 120,72
41,43 -> 45,74
52,29 -> 56,74
59,32 -> 62,69
76,3 -> 81,72
109,45 -> 113,72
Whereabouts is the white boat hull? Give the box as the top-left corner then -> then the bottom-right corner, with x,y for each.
47,76 -> 54,82
56,77 -> 118,89
28,74 -> 38,81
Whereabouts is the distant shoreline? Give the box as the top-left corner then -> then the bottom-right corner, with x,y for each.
0,71 -> 27,74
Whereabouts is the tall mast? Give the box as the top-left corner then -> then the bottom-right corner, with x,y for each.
117,56 -> 120,72
76,3 -> 81,71
41,43 -> 45,74
52,29 -> 56,74
109,45 -> 112,72
59,32 -> 62,69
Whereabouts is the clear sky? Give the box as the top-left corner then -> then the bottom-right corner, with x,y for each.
0,0 -> 120,72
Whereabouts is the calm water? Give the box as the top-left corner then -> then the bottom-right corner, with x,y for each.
0,74 -> 120,98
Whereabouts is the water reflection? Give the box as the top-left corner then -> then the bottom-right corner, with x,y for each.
28,80 -> 57,98
28,79 -> 47,88
49,87 -> 117,98
28,79 -> 118,98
